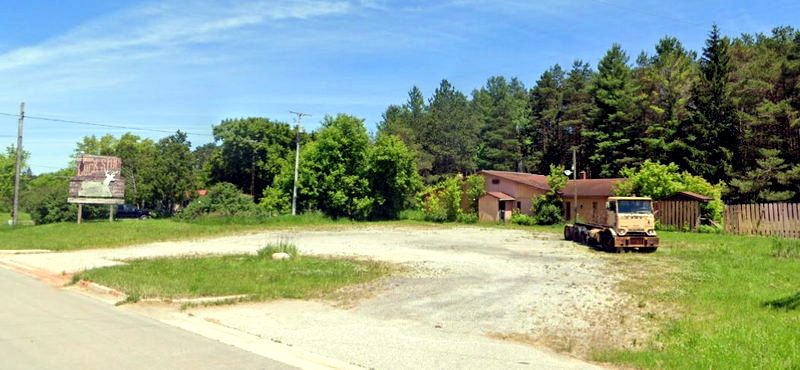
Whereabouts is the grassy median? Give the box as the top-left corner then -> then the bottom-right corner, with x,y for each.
597,231 -> 800,368
74,246 -> 392,303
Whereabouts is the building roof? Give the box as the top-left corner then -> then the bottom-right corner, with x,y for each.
482,191 -> 515,201
662,191 -> 712,202
560,178 -> 625,198
478,170 -> 549,191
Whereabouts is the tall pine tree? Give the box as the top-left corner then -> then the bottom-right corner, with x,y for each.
680,25 -> 737,184
585,44 -> 644,177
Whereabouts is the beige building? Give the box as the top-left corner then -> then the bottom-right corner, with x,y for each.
560,178 -> 625,224
476,171 -> 549,222
476,170 -> 625,223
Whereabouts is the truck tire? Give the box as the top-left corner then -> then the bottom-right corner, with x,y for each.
564,226 -> 573,241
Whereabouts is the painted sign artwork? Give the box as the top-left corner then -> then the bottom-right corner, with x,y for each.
68,155 -> 125,204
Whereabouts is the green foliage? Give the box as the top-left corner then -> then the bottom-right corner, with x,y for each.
473,76 -> 529,172
697,224 -> 722,234
680,25 -> 737,184
615,160 -> 725,221
0,146 -> 29,213
178,182 -> 258,220
585,43 -> 645,177
530,165 -> 566,225
366,135 -> 422,220
22,169 -> 76,224
207,117 -> 297,197
152,131 -> 195,215
464,175 -> 485,213
509,209 -> 536,226
418,175 -> 464,222
300,114 -> 373,220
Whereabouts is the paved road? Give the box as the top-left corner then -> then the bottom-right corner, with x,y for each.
0,268 -> 293,370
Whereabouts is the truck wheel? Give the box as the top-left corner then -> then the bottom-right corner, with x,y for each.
564,226 -> 572,241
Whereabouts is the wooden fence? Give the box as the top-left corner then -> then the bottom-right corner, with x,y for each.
653,200 -> 700,231
725,203 -> 800,239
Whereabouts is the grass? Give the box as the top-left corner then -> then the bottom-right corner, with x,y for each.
0,213 -> 357,251
594,231 -> 800,369
0,212 -> 33,226
74,246 -> 391,303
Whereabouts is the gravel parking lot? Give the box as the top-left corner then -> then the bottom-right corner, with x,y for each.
3,225 -> 644,369
178,226 -> 633,369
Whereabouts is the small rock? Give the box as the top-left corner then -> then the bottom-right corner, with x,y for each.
272,252 -> 291,260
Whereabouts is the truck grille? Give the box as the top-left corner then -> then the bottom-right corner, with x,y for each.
629,237 -> 645,245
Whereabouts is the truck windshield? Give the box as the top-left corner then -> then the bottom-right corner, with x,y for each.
617,200 -> 652,214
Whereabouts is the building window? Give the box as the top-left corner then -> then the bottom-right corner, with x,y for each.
517,201 -> 521,209
491,179 -> 500,184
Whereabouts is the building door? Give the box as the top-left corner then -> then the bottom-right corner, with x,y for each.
499,200 -> 506,221
565,201 -> 571,221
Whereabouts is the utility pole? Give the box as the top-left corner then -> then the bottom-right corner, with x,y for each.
12,102 -> 24,227
572,149 -> 578,223
289,111 -> 310,216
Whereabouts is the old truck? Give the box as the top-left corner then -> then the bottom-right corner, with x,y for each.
564,196 -> 659,252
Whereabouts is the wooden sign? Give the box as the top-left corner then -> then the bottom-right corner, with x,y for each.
68,155 -> 125,201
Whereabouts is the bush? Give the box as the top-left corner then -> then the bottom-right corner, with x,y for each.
531,197 -> 563,225
178,182 -> 259,220
456,212 -> 478,224
398,209 -> 425,221
509,209 -> 536,226
698,225 -> 721,234
418,175 -> 463,222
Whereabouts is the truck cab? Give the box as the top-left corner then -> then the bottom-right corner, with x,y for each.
606,197 -> 657,238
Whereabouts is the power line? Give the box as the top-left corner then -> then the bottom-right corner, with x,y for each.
0,112 -> 213,137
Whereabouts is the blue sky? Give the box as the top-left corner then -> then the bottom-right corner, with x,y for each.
0,0 -> 798,173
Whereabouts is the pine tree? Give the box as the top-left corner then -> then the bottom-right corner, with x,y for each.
681,25 -> 737,184
560,61 -> 595,175
526,65 -> 568,173
473,76 -> 530,172
426,80 -> 478,176
636,37 -> 697,165
585,44 -> 644,177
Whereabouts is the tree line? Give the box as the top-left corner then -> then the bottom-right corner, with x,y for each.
379,25 -> 800,203
4,24 -> 799,224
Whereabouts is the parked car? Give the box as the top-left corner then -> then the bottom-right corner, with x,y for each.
116,204 -> 151,219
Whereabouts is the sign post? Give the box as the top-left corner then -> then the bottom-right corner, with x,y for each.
68,155 -> 126,223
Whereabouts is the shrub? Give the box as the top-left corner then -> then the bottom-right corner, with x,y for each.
418,175 -> 463,222
510,209 -> 536,226
178,182 -> 259,220
698,225 -> 721,234
456,212 -> 478,224
398,209 -> 425,221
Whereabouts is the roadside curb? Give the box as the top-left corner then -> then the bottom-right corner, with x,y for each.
77,280 -> 126,298
0,249 -> 52,255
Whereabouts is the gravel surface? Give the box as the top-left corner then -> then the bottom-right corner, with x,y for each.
3,225 -> 639,369
183,226 -> 622,369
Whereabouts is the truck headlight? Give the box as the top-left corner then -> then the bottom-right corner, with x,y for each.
647,229 -> 656,236
617,229 -> 627,236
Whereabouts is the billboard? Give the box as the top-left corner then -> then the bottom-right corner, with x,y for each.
68,155 -> 125,204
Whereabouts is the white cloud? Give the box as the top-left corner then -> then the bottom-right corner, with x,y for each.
0,0 -> 353,72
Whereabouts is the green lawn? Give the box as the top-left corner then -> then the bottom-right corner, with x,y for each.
596,231 -> 800,369
74,252 -> 391,303
0,214 -> 356,251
